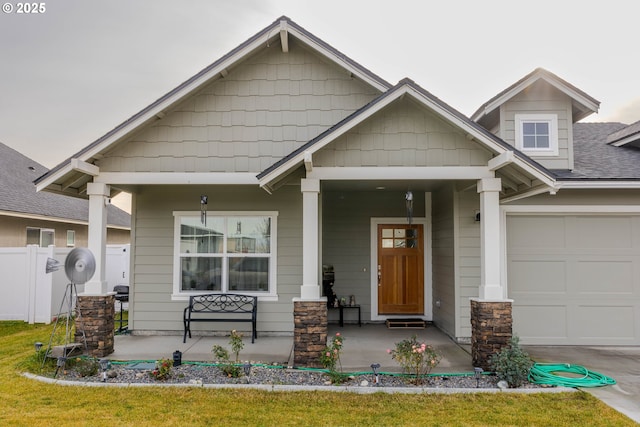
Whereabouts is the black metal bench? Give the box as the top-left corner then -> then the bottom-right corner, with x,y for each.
183,293 -> 258,343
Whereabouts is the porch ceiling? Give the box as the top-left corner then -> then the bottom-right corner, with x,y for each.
321,179 -> 470,192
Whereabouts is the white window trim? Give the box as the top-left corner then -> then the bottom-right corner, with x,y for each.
171,211 -> 278,301
514,114 -> 558,156
27,227 -> 55,246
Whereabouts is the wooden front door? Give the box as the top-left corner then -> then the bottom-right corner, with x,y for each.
377,224 -> 424,315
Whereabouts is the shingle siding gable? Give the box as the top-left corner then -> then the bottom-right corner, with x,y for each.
98,38 -> 380,173
314,99 -> 492,167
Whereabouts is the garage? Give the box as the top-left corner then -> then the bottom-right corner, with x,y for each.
506,214 -> 640,345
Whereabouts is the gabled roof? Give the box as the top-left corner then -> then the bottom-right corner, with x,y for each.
471,68 -> 600,123
0,143 -> 130,228
258,78 -> 556,192
606,119 -> 640,147
35,16 -> 391,196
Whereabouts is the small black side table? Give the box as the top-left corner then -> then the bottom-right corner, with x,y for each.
337,304 -> 361,327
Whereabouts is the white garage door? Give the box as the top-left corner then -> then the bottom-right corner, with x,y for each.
507,214 -> 640,345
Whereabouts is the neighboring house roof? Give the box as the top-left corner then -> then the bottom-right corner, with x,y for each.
258,78 -> 555,191
606,119 -> 640,147
553,122 -> 640,180
471,67 -> 600,124
0,142 -> 130,228
35,16 -> 391,197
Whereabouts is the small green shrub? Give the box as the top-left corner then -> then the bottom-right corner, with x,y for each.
211,331 -> 245,378
319,332 -> 346,384
490,335 -> 533,388
388,335 -> 441,384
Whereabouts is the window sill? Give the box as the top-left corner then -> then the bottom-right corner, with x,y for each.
520,149 -> 558,157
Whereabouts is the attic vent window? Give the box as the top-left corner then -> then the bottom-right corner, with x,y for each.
515,114 -> 558,156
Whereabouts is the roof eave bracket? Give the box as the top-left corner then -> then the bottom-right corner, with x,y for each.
71,158 -> 100,176
488,151 -> 515,171
280,20 -> 289,53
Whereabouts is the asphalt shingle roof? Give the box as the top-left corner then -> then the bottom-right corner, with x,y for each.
554,122 -> 640,180
0,142 -> 130,227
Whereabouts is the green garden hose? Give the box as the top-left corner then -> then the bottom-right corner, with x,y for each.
528,363 -> 616,388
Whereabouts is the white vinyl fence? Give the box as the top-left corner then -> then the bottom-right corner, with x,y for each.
0,244 -> 130,324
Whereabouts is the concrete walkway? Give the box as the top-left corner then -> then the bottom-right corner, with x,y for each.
525,345 -> 640,424
111,323 -> 474,374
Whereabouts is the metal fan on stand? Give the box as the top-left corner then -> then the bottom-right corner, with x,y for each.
43,248 -> 96,374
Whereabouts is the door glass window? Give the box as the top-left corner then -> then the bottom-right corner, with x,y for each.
384,228 -> 419,249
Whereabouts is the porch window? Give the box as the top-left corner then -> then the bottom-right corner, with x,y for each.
514,114 -> 558,156
172,211 -> 277,300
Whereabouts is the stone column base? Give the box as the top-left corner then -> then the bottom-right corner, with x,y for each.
75,295 -> 115,357
470,299 -> 512,371
293,300 -> 327,367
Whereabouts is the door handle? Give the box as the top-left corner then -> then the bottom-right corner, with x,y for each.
377,265 -> 381,286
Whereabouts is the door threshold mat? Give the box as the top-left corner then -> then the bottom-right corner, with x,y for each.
386,318 -> 427,329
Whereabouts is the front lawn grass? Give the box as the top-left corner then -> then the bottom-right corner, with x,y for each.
1,322 -> 635,427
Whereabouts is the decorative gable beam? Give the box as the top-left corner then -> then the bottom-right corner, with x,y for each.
488,151 -> 515,171
280,20 -> 289,53
71,158 -> 99,176
304,151 -> 313,173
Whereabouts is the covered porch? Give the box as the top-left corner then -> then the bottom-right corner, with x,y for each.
110,323 -> 474,373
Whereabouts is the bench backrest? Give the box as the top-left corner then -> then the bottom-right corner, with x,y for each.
189,294 -> 257,314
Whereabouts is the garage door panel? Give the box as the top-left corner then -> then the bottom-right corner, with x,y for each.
508,259 -> 566,294
568,216 -> 633,249
507,214 -> 640,345
573,305 -> 636,341
513,305 -> 567,340
507,216 -> 565,248
574,260 -> 634,294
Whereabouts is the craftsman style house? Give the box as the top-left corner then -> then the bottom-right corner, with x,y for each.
35,17 -> 640,365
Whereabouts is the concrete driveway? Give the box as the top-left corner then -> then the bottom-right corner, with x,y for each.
525,345 -> 640,424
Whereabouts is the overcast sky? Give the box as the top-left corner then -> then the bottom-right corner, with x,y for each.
1,0 -> 639,170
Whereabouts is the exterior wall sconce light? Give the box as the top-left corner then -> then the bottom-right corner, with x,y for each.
200,195 -> 208,226
371,363 -> 381,385
474,210 -> 481,222
405,191 -> 413,224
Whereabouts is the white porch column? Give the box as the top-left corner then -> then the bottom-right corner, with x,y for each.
300,178 -> 320,299
477,178 -> 504,300
83,182 -> 110,295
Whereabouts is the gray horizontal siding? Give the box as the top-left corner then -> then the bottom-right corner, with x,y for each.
322,190 -> 426,322
431,185 -> 455,337
502,80 -> 572,169
455,190 -> 480,339
131,185 -> 301,334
